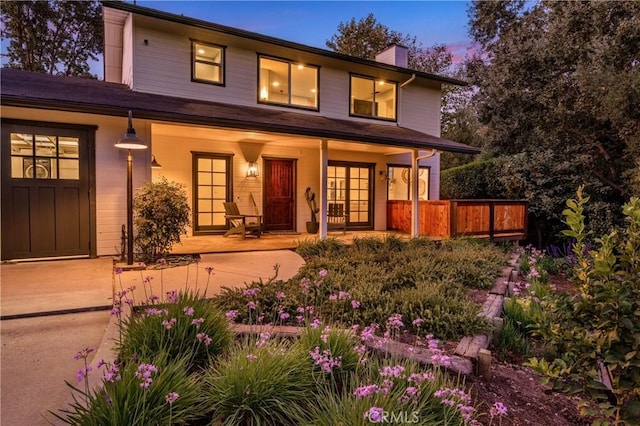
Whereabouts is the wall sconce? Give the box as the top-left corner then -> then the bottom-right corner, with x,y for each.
379,170 -> 390,181
247,161 -> 259,177
151,154 -> 162,169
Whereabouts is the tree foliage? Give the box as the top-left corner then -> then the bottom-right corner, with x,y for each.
466,0 -> 640,243
1,0 -> 103,77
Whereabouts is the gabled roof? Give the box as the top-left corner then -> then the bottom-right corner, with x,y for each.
101,1 -> 467,87
0,69 -> 480,154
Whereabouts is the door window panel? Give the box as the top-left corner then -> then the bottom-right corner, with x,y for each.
10,133 -> 79,180
327,163 -> 373,228
194,154 -> 232,232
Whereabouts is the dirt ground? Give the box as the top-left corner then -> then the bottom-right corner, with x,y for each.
465,361 -> 589,425
458,272 -> 591,425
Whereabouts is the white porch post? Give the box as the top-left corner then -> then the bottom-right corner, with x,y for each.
411,149 -> 420,237
319,139 -> 329,238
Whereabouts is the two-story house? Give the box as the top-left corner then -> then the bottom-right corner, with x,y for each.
0,1 -> 479,261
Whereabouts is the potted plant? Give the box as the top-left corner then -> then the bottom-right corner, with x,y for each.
305,187 -> 320,234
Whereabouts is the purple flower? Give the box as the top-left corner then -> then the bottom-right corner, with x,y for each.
166,290 -> 179,304
309,346 -> 342,372
256,332 -> 271,348
162,318 -> 177,330
158,258 -> 167,266
354,384 -> 379,398
310,318 -> 322,329
296,315 -> 304,323
246,353 -> 257,361
351,300 -> 361,309
225,310 -> 238,321
244,288 -> 260,297
192,317 -> 205,327
321,326 -> 331,343
275,291 -> 286,300
114,267 -> 123,275
135,363 -> 158,388
328,294 -> 338,301
386,313 -> 404,329
280,311 -> 290,321
318,269 -> 328,277
300,277 -> 311,293
103,363 -> 121,383
412,317 -> 424,327
379,365 -> 405,378
205,266 -> 214,275
73,347 -> 95,361
165,392 -> 179,404
338,291 -> 350,300
76,366 -> 93,382
183,306 -> 195,316
363,406 -> 385,422
196,333 -> 212,346
490,401 -> 508,417
110,307 -> 122,316
247,301 -> 257,310
143,276 -> 153,284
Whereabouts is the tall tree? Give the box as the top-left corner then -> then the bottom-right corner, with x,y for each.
1,0 -> 103,78
466,0 -> 640,240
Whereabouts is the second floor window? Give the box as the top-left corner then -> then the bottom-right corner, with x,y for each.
192,41 -> 224,85
258,56 -> 318,109
350,75 -> 397,120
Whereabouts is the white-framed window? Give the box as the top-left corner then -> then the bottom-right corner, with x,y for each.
258,55 -> 318,110
350,74 -> 397,120
192,40 -> 224,85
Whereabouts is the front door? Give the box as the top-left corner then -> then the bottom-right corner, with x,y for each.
263,158 -> 296,231
1,121 -> 94,260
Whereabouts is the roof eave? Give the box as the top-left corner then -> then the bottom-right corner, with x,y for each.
2,96 -> 480,155
100,1 -> 468,87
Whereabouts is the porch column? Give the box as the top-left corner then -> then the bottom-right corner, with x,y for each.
411,149 -> 420,237
319,139 -> 329,238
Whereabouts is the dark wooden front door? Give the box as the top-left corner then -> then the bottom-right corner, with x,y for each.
1,121 -> 94,260
263,158 -> 296,231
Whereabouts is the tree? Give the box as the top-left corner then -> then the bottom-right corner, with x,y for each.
1,0 -> 103,77
466,0 -> 640,242
326,13 -> 484,169
326,13 -> 454,76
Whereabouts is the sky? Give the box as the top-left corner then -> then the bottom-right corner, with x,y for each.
134,1 -> 475,64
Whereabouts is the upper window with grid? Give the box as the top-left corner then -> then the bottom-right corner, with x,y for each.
192,41 -> 224,85
258,56 -> 318,110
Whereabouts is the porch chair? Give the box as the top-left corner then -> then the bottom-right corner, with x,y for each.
327,203 -> 348,234
223,202 -> 263,239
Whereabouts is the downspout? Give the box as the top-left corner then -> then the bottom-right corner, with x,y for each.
400,73 -> 416,88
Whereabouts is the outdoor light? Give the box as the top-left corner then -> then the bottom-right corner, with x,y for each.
151,154 -> 162,169
246,162 -> 259,177
114,110 -> 147,265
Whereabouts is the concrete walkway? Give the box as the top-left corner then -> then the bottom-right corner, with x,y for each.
0,249 -> 305,425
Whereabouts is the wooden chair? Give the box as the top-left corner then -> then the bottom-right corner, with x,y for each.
327,203 -> 348,234
223,202 -> 262,239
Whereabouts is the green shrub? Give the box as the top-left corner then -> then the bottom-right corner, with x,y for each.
526,188 -> 640,424
497,317 -> 530,357
296,237 -> 346,259
55,354 -> 206,425
440,158 -> 506,199
119,291 -> 232,369
204,339 -> 315,425
296,325 -> 360,381
134,177 -> 190,262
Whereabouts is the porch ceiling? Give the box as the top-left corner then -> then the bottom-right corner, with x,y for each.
152,122 -> 409,155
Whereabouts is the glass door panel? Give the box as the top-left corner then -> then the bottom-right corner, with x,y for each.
327,163 -> 373,229
194,154 -> 231,232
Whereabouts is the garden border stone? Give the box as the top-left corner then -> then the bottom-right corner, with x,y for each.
454,249 -> 522,374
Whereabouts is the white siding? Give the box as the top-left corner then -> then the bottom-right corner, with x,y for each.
103,8 -> 128,83
122,13 -> 134,88
398,84 -> 442,136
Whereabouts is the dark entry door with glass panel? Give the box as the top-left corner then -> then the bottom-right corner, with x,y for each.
1,123 -> 92,260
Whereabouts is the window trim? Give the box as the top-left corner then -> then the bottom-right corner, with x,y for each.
191,151 -> 233,235
348,73 -> 398,122
257,53 -> 320,112
191,39 -> 226,86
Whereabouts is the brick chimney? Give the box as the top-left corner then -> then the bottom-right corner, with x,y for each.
375,44 -> 409,68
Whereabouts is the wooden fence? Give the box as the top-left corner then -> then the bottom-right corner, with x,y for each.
387,199 -> 528,241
